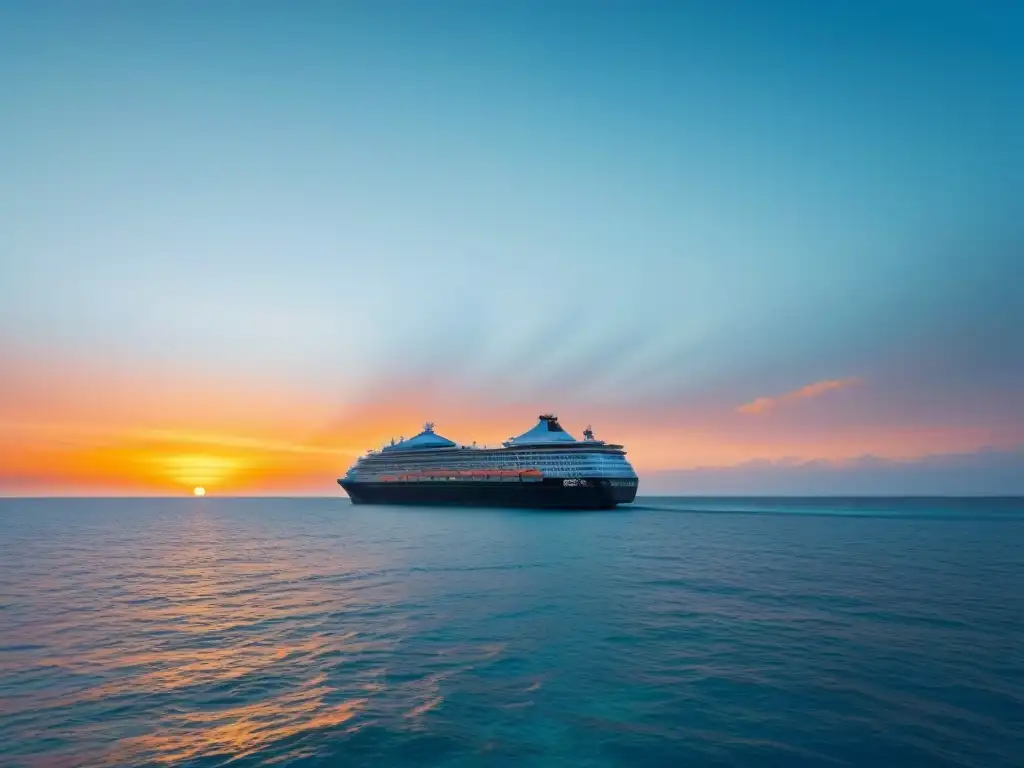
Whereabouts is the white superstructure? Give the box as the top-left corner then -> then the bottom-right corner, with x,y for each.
342,415 -> 637,483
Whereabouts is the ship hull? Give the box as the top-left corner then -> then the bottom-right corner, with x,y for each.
338,477 -> 637,510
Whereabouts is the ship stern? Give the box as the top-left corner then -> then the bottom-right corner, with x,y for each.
607,478 -> 639,505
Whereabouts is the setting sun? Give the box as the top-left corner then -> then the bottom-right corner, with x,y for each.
193,487 -> 206,496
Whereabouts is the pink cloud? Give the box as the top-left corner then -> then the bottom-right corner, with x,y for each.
737,377 -> 862,415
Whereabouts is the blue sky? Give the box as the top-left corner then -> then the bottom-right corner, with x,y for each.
1,1 -> 1022,493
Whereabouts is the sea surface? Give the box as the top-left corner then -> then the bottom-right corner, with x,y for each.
1,497 -> 1022,767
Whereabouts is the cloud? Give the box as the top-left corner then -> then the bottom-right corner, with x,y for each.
642,446 -> 1024,496
737,377 -> 862,415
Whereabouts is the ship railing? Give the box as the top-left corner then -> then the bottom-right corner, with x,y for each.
371,468 -> 546,483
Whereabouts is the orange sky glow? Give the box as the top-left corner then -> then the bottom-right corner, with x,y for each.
2,352 -> 1018,496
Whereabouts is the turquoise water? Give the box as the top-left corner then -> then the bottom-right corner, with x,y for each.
1,497 -> 1022,767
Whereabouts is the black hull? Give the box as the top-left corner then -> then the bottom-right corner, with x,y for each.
338,478 -> 637,510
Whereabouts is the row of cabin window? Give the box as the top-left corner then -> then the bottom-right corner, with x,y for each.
358,461 -> 626,471
364,455 -> 628,468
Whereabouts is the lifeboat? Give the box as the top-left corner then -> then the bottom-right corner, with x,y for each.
520,468 -> 543,482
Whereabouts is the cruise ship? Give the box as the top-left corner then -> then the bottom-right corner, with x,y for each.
338,414 -> 638,509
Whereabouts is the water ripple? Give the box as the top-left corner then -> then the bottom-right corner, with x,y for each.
1,497 -> 1022,766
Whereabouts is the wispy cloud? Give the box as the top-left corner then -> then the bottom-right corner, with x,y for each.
737,377 -> 862,415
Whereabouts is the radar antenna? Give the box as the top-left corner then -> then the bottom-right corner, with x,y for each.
424,421 -> 435,433
583,425 -> 595,441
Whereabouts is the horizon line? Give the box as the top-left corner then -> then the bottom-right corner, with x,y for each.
2,494 -> 1022,501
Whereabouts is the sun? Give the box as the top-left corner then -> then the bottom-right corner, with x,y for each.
193,487 -> 206,496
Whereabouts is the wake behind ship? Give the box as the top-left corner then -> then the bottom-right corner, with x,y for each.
338,415 -> 638,509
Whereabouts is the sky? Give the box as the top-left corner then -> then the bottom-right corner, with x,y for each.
1,0 -> 1022,496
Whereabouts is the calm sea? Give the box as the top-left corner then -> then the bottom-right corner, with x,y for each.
1,497 -> 1022,767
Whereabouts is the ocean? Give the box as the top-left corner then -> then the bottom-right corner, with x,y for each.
1,497 -> 1022,767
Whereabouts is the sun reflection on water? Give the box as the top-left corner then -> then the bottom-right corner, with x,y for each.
0,500 -> 546,767
105,676 -> 367,765
1,504 -> 400,766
